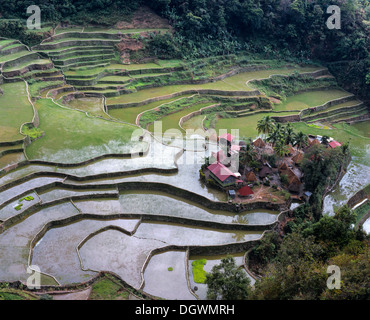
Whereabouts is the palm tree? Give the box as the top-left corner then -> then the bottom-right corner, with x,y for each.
284,123 -> 295,145
341,141 -> 350,155
274,139 -> 289,163
256,116 -> 275,138
293,131 -> 308,150
239,140 -> 256,165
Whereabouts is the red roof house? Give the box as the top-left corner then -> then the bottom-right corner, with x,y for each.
329,140 -> 341,149
218,133 -> 235,143
207,162 -> 237,187
238,185 -> 254,197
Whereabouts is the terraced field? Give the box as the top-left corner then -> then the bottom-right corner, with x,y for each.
0,24 -> 369,300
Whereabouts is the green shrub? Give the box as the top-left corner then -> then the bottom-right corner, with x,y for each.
192,259 -> 207,283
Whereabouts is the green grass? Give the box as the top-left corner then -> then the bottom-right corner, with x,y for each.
139,95 -> 210,128
25,98 -> 144,163
349,120 -> 370,138
3,58 -> 51,71
108,95 -> 192,124
0,49 -> 30,63
64,96 -> 109,118
148,101 -> 216,132
106,66 -> 322,106
214,111 -> 298,138
28,80 -> 64,97
273,89 -> 352,112
192,259 -> 207,283
89,276 -> 129,300
0,82 -> 34,142
182,114 -> 205,131
22,124 -> 44,139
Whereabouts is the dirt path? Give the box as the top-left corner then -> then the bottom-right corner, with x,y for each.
52,287 -> 92,300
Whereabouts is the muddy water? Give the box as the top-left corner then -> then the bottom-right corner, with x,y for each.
56,139 -> 178,176
0,164 -> 57,186
32,218 -> 140,285
0,176 -> 65,206
38,187 -> 118,203
134,221 -> 262,246
0,192 -> 39,221
79,229 -> 167,289
0,152 -> 26,171
323,161 -> 370,216
143,251 -> 195,300
119,190 -> 278,225
0,202 -> 79,282
69,150 -> 227,202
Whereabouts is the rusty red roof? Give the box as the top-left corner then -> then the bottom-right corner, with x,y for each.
329,140 -> 341,148
238,185 -> 254,196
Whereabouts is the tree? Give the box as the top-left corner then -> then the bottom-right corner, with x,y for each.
293,131 -> 308,150
256,115 -> 275,138
205,256 -> 251,300
321,135 -> 330,145
284,123 -> 295,145
273,139 -> 289,161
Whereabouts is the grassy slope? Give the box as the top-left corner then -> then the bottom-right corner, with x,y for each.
0,82 -> 34,142
106,66 -> 322,105
274,89 -> 352,112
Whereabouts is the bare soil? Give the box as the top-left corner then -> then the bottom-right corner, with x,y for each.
115,6 -> 170,30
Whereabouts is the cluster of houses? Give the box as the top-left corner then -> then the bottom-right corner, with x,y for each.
204,132 -> 342,202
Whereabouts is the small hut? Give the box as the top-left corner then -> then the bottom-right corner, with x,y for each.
259,166 -> 272,178
253,138 -> 266,148
246,171 -> 257,182
238,185 -> 254,197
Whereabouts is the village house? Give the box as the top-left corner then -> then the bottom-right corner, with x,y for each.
207,162 -> 241,188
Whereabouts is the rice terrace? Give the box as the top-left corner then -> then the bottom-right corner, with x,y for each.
0,1 -> 369,302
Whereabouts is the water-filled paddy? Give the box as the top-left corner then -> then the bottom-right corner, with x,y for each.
64,96 -> 108,118
323,162 -> 370,216
143,251 -> 195,300
350,120 -> 370,138
134,221 -> 262,246
25,99 -> 146,163
0,152 -> 26,170
119,190 -> 278,225
273,89 -> 352,112
188,252 -> 253,299
0,202 -> 79,282
31,218 -> 140,284
79,228 -> 167,288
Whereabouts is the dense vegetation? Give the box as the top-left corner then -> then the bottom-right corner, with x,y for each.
1,0 -> 369,97
249,205 -> 369,300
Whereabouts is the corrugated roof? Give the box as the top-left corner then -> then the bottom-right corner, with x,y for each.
329,140 -> 341,148
208,162 -> 236,182
238,185 -> 254,196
